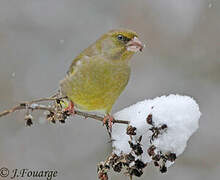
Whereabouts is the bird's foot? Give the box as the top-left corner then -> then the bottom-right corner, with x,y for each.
103,114 -> 114,134
64,101 -> 75,115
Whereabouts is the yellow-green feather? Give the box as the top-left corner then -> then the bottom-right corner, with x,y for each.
61,56 -> 130,113
60,29 -> 137,114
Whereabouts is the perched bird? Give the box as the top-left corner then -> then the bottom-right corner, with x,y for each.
60,29 -> 143,129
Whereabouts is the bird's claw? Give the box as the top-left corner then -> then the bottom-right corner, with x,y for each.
103,115 -> 114,133
64,101 -> 75,115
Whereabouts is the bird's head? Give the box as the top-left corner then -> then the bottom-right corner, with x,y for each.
97,29 -> 144,61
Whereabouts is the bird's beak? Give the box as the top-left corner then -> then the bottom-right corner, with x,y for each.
126,37 -> 144,52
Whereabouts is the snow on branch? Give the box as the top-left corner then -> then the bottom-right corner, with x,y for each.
97,94 -> 201,179
0,92 -> 201,180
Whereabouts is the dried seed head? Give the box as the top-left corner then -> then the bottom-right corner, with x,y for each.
152,154 -> 161,161
25,114 -> 33,126
97,161 -> 109,179
134,145 -> 143,156
160,124 -> 168,130
147,145 -> 156,156
126,125 -> 137,136
20,103 -> 26,107
113,162 -> 122,172
47,111 -> 54,117
135,160 -> 146,169
129,141 -> 143,156
109,154 -> 119,166
51,119 -> 56,124
59,120 -> 66,123
129,168 -> 143,177
125,153 -> 135,163
146,114 -> 153,125
128,141 -> 135,149
167,153 -> 176,162
98,172 -> 108,180
63,111 -> 70,117
160,165 -> 167,173
26,118 -> 33,126
104,164 -> 110,170
154,161 -> 159,167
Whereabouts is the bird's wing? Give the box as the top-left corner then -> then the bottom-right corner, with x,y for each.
67,41 -> 101,75
67,55 -> 87,75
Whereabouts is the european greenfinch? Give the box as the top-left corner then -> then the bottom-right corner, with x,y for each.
60,29 -> 143,128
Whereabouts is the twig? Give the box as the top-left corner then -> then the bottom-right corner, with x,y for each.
0,95 -> 129,125
74,110 -> 129,124
0,104 -> 53,118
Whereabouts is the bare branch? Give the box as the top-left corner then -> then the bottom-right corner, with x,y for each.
0,104 -> 53,118
0,93 -> 129,125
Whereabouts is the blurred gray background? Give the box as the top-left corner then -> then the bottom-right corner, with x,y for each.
0,0 -> 219,179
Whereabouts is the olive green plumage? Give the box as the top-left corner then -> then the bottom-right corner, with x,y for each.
60,29 -> 142,114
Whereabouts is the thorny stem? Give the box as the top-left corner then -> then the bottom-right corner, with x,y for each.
0,94 -> 129,125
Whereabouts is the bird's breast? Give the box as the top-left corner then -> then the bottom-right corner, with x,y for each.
60,58 -> 130,112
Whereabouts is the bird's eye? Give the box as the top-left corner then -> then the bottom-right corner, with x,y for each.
117,34 -> 124,41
